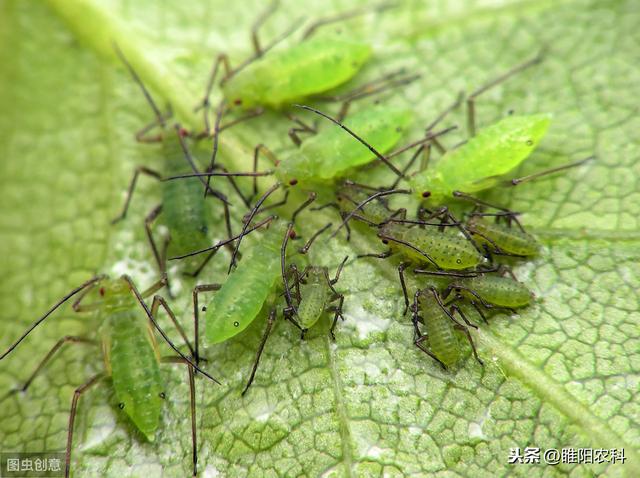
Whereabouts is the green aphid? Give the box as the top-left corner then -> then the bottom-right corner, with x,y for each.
0,275 -> 216,477
465,213 -> 541,257
411,287 -> 483,369
111,45 -> 259,286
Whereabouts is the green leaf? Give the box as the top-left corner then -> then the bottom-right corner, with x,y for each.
1,0 -> 638,476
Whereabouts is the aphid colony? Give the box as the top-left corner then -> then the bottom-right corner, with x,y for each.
0,4 -> 593,476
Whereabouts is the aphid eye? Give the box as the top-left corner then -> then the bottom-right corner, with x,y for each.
289,178 -> 298,186
526,139 -> 533,146
421,191 -> 431,198
289,230 -> 297,239
178,127 -> 189,137
381,239 -> 389,245
233,98 -> 242,106
233,321 -> 240,327
159,392 -> 166,399
99,287 -> 105,297
118,403 -> 125,410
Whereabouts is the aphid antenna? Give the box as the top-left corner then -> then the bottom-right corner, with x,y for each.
122,275 -> 220,384
331,188 -> 410,238
228,182 -> 282,273
425,91 -> 464,132
386,126 -> 458,160
505,155 -> 595,187
169,215 -> 276,261
452,190 -> 515,213
301,1 -> 399,40
294,104 -> 405,177
413,265 -> 500,278
163,171 -> 274,181
0,275 -> 107,361
204,98 -> 227,196
291,192 -> 318,223
299,223 -> 332,254
281,222 -> 298,316
377,233 -> 440,269
467,50 -> 545,136
112,43 -> 165,129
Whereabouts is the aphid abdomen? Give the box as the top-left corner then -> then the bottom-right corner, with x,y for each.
421,296 -> 460,368
409,114 -> 551,200
108,310 -> 163,441
401,227 -> 482,270
470,219 -> 540,256
162,136 -> 209,259
223,38 -> 371,109
466,276 -> 533,308
278,107 -> 412,182
205,229 -> 281,344
297,271 -> 329,329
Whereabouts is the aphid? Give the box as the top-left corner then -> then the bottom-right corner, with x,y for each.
281,223 -> 348,337
411,287 -> 482,369
465,211 -> 541,257
298,54 -> 593,203
0,275 -> 216,477
198,2 -> 400,114
414,267 -> 534,323
110,46 -> 262,283
173,188 -> 316,394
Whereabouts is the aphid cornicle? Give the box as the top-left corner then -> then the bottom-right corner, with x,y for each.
411,287 -> 482,369
0,275 -> 217,477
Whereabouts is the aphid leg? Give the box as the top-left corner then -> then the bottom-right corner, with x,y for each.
10,337 -> 96,394
197,53 -> 231,128
285,112 -> 318,146
242,307 -> 277,395
203,99 -> 227,195
398,262 -> 412,315
291,192 -> 318,223
135,107 -> 173,143
469,300 -> 489,325
391,144 -> 425,189
250,0 -> 280,55
356,249 -> 392,260
330,256 -> 349,285
449,306 -> 483,366
504,156 -> 594,187
287,264 -> 303,302
123,275 -> 219,382
254,190 -> 290,215
192,284 -> 222,364
161,357 -> 198,477
448,304 -> 478,330
425,91 -> 464,133
281,223 -> 298,317
496,264 -> 518,280
323,70 -> 421,122
111,167 -> 162,224
252,144 -> 280,196
143,204 -> 174,295
466,53 -> 544,137
299,223 -> 332,254
151,296 -> 196,359
328,294 -> 345,340
210,164 -> 252,209
65,373 -> 105,478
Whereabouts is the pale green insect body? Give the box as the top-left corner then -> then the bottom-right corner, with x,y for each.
381,222 -> 484,270
296,267 -> 332,330
222,37 -> 372,109
277,106 -> 413,183
466,216 -> 541,256
419,292 -> 460,368
459,275 -> 533,308
98,278 -> 163,440
407,114 -> 552,200
336,183 -> 393,225
205,225 -> 283,344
